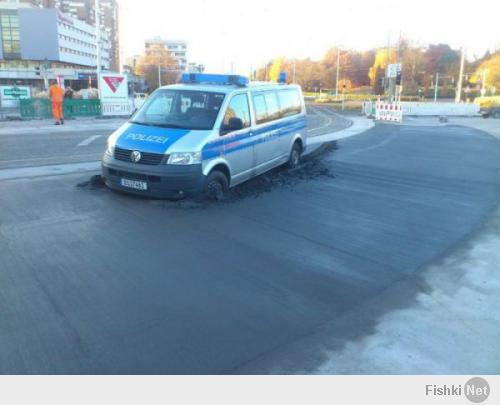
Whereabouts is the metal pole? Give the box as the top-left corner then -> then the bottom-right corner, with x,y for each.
94,0 -> 101,76
158,64 -> 161,87
481,69 -> 487,96
43,58 -> 49,90
292,60 -> 296,84
434,72 -> 439,102
386,31 -> 390,101
455,48 -> 465,103
342,79 -> 345,111
388,76 -> 394,103
335,47 -> 340,99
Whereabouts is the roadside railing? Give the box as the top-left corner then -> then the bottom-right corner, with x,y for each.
20,99 -> 102,119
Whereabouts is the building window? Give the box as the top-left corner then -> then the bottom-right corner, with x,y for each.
1,12 -> 20,59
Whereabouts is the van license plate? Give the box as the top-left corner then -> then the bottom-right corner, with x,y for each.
120,178 -> 148,190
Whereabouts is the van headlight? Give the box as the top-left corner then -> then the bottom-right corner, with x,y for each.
167,152 -> 201,165
105,139 -> 115,156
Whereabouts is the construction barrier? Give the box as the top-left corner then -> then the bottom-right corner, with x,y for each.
101,101 -> 133,116
20,99 -> 101,119
375,101 -> 403,122
362,101 -> 376,117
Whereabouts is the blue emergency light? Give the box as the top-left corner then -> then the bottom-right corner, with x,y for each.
180,73 -> 249,87
278,72 -> 287,83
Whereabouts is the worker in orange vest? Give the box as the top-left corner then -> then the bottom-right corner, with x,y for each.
49,80 -> 65,125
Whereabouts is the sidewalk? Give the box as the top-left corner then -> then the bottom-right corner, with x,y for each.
0,116 -> 127,135
313,204 -> 500,374
403,116 -> 500,139
307,114 -> 374,146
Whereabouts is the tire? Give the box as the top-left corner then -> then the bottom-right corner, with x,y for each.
204,170 -> 229,201
287,141 -> 302,169
493,111 -> 500,119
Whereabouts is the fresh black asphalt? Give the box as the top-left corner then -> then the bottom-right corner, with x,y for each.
1,120 -> 500,374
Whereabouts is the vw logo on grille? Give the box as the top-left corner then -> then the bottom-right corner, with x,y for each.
130,150 -> 141,163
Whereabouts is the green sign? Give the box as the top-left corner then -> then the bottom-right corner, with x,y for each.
3,87 -> 29,98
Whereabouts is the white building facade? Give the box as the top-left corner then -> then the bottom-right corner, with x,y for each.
145,37 -> 188,71
0,3 -> 110,85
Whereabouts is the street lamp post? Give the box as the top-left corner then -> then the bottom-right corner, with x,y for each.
434,72 -> 439,102
455,47 -> 465,103
335,47 -> 340,99
481,69 -> 488,96
94,0 -> 102,77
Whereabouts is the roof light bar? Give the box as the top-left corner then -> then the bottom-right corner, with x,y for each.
180,73 -> 249,87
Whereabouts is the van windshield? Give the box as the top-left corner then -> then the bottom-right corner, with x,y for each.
130,89 -> 225,130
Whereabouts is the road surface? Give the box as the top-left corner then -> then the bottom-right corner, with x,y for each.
1,110 -> 499,374
0,105 -> 349,170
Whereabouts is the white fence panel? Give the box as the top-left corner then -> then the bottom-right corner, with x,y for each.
401,102 -> 479,116
101,101 -> 133,116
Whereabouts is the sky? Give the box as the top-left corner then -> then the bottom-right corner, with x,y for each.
119,0 -> 500,74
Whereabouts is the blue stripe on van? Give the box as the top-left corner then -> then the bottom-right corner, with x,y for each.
202,115 -> 306,160
116,123 -> 191,154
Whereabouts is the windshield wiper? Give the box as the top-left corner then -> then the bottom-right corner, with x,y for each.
130,120 -> 187,129
129,120 -> 156,127
155,123 -> 187,129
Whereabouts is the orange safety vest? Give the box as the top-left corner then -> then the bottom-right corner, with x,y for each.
49,84 -> 64,103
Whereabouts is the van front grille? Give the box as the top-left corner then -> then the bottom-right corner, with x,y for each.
114,147 -> 166,165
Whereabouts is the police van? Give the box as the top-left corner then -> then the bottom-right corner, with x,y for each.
101,73 -> 307,199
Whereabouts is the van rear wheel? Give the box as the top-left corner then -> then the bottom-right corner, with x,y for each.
288,141 -> 302,169
204,170 -> 228,201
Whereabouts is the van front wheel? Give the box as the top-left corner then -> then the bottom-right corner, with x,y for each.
204,170 -> 228,201
288,142 -> 302,169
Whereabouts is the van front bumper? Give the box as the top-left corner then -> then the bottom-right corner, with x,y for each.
101,154 -> 205,198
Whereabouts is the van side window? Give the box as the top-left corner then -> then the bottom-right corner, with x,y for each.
264,91 -> 280,121
221,93 -> 250,130
252,93 -> 268,124
253,91 -> 280,124
278,89 -> 302,117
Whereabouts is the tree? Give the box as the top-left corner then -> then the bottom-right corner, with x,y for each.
424,44 -> 459,74
135,47 -> 180,90
269,57 -> 284,82
368,48 -> 397,88
400,42 -> 426,93
470,54 -> 500,95
252,41 -> 472,96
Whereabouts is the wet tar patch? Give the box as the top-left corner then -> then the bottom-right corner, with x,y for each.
76,140 -> 338,207
76,174 -> 105,190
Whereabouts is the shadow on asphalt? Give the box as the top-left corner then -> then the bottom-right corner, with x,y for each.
76,141 -> 339,209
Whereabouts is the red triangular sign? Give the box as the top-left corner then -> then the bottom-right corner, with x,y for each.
103,76 -> 124,93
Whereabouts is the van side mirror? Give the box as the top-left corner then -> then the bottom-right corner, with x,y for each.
221,117 -> 244,134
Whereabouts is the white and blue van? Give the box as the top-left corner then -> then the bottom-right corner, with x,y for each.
101,73 -> 307,199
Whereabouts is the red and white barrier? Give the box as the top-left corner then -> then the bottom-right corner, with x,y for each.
375,102 -> 403,122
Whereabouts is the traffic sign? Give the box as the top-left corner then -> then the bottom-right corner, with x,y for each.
386,63 -> 401,78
